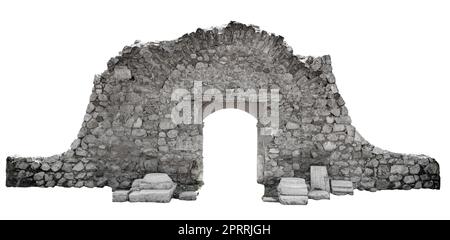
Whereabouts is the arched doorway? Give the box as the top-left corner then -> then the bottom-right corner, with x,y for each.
202,109 -> 262,202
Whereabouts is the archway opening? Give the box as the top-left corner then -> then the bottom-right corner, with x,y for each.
202,109 -> 263,203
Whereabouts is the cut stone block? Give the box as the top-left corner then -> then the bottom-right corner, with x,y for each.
308,190 -> 330,200
179,191 -> 198,201
331,180 -> 354,195
262,196 -> 279,202
132,173 -> 174,190
129,184 -> 176,203
279,195 -> 308,205
311,166 -> 329,191
277,177 -> 308,196
112,190 -> 129,202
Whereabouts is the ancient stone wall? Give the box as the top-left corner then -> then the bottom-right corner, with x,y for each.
6,22 -> 440,199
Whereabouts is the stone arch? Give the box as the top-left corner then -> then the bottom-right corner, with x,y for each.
6,22 -> 440,199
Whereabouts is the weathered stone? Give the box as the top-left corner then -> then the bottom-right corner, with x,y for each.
391,165 -> 409,175
33,172 -> 45,181
51,161 -> 63,172
409,164 -> 421,175
310,166 -> 329,191
113,66 -> 132,81
308,190 -> 330,200
132,173 -> 175,190
73,162 -> 84,172
167,130 -> 178,138
279,195 -> 308,205
286,122 -> 300,130
403,175 -> 416,184
40,163 -> 51,171
277,178 -> 308,196
131,129 -> 147,137
425,163 -> 439,175
331,180 -> 354,195
323,141 -> 337,151
112,191 -> 129,202
178,191 -> 198,201
129,185 -> 176,203
85,163 -> 97,171
71,139 -> 81,150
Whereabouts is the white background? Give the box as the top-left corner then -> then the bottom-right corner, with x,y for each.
0,0 -> 449,219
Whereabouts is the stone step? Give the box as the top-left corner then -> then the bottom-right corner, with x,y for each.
331,180 -> 354,195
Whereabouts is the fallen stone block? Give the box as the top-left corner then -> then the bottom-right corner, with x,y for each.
279,195 -> 308,205
129,184 -> 176,203
331,180 -> 354,195
179,191 -> 198,201
112,190 -> 129,202
308,190 -> 330,200
277,178 -> 308,196
310,166 -> 329,191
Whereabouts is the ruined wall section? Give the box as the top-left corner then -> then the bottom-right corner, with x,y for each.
6,22 -> 439,195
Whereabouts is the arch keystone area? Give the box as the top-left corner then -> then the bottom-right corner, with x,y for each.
6,22 -> 440,203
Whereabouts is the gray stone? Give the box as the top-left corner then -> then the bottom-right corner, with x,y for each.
277,178 -> 308,196
310,166 -> 329,191
286,122 -> 300,130
73,162 -> 84,172
113,191 -> 129,202
41,163 -> 51,171
308,190 -> 330,200
279,195 -> 308,205
131,129 -> 147,137
133,118 -> 143,128
132,173 -> 175,190
129,185 -> 176,203
391,165 -> 409,175
262,196 -> 279,202
323,141 -> 337,151
33,172 -> 45,181
167,130 -> 178,138
178,191 -> 198,201
70,139 -> 81,150
51,161 -> 63,172
403,175 -> 416,184
331,180 -> 354,195
113,66 -> 132,81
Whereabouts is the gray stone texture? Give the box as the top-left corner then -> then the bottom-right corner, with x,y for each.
331,180 -> 354,196
5,22 -> 440,201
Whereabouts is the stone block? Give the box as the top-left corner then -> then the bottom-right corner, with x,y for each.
277,178 -> 308,196
310,166 -> 329,191
279,195 -> 308,205
179,191 -> 198,201
331,180 -> 354,195
112,190 -> 129,202
132,173 -> 175,190
308,190 -> 330,200
129,185 -> 176,203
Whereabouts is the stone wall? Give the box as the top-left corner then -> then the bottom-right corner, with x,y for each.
6,22 -> 440,198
